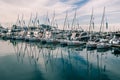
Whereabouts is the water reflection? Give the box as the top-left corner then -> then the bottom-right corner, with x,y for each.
0,40 -> 120,80
112,48 -> 120,57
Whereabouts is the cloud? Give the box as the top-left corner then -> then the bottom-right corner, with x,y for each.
0,0 -> 120,31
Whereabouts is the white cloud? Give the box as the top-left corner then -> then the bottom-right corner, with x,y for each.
0,0 -> 120,31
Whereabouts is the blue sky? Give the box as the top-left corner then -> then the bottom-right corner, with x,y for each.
0,0 -> 120,31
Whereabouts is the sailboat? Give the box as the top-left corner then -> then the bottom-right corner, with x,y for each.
60,11 -> 70,46
24,13 -> 40,42
97,7 -> 111,49
86,8 -> 97,48
45,11 -> 60,44
12,14 -> 25,40
109,34 -> 120,45
17,14 -> 27,40
66,10 -> 85,46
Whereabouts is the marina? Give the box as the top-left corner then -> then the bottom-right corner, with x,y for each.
0,22 -> 120,48
0,0 -> 120,80
0,7 -> 120,49
0,8 -> 120,80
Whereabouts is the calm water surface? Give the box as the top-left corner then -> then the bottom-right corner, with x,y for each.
0,40 -> 120,80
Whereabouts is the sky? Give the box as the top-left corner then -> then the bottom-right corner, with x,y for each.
0,0 -> 120,31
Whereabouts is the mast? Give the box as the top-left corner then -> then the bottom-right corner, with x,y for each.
16,14 -> 20,26
21,14 -> 24,28
33,13 -> 38,28
89,8 -> 94,33
51,10 -> 55,27
99,7 -> 105,33
28,13 -> 32,29
62,11 -> 68,38
45,12 -> 50,26
63,11 -> 68,31
71,10 -> 77,31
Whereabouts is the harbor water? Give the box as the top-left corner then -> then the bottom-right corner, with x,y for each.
0,40 -> 120,80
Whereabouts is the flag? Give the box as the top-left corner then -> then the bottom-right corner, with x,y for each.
48,18 -> 50,23
19,20 -> 21,24
32,20 -> 34,23
106,22 -> 108,29
37,20 -> 39,24
92,22 -> 94,29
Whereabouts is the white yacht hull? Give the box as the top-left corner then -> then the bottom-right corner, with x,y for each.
97,43 -> 111,49
86,41 -> 97,48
